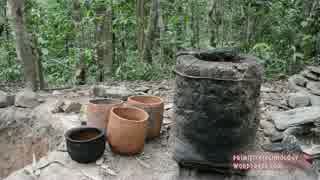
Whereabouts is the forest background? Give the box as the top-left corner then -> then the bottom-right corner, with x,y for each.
0,0 -> 319,89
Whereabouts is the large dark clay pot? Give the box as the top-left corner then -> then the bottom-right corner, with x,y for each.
65,127 -> 106,163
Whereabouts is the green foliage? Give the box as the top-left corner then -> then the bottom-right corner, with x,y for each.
0,0 -> 319,84
0,48 -> 21,81
114,52 -> 174,81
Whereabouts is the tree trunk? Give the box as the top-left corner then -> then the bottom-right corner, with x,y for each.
190,2 -> 195,48
176,3 -> 184,50
245,2 -> 252,49
208,0 -> 217,47
136,0 -> 145,60
7,0 -> 39,91
316,32 -> 320,64
72,0 -> 86,85
104,7 -> 113,78
158,3 -> 165,61
143,0 -> 160,63
190,0 -> 200,49
95,5 -> 113,82
209,0 -> 222,47
30,33 -> 45,89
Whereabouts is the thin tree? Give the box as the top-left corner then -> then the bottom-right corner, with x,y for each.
136,0 -> 145,60
143,0 -> 160,63
176,1 -> 184,50
7,0 -> 41,91
95,3 -> 113,82
72,0 -> 86,85
190,0 -> 200,49
208,0 -> 217,47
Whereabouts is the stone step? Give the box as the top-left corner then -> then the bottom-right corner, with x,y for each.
270,106 -> 320,130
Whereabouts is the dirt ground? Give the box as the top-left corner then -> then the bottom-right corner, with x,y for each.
0,107 -> 62,179
0,127 -> 50,178
2,79 -> 313,180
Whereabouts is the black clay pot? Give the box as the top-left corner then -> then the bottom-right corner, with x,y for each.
65,127 -> 106,163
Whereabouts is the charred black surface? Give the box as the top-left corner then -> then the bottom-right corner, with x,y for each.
176,48 -> 241,62
173,51 -> 263,173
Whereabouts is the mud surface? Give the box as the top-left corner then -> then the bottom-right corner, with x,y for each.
0,127 -> 49,178
0,107 -> 62,178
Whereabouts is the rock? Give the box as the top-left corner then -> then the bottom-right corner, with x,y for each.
314,119 -> 320,127
261,143 -> 288,152
91,85 -> 133,100
164,108 -> 174,119
270,106 -> 320,130
286,79 -> 320,106
15,89 -> 41,108
165,103 -> 173,110
77,90 -> 89,96
163,118 -> 172,125
153,90 -> 161,96
62,101 -> 82,113
290,75 -> 308,87
261,86 -> 274,93
0,91 -> 15,108
262,135 -> 301,153
6,95 -> 15,106
307,66 -> 320,75
283,125 -> 312,136
302,145 -> 320,158
260,120 -> 282,137
302,70 -> 320,81
91,85 -> 106,97
135,86 -> 150,93
51,100 -> 65,113
306,81 -> 320,95
0,107 -> 31,130
270,134 -> 284,142
310,94 -> 320,106
287,92 -> 310,108
288,76 -> 307,92
52,90 -> 63,96
281,135 -> 301,152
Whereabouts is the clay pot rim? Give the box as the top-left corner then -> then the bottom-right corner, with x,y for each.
89,98 -> 123,106
110,106 -> 149,123
65,127 -> 105,143
127,95 -> 164,106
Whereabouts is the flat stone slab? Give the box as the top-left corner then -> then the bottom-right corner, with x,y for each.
0,91 -> 15,108
307,66 -> 320,75
287,92 -> 310,108
307,81 -> 320,96
290,74 -> 308,87
91,85 -> 134,100
270,107 -> 320,130
302,70 -> 320,81
302,145 -> 320,158
287,78 -> 320,106
15,89 -> 41,108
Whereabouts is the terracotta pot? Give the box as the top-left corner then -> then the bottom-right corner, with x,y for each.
107,106 -> 148,155
86,98 -> 123,130
127,96 -> 164,139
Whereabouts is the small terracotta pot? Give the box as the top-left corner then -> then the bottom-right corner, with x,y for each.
107,106 -> 148,155
86,98 -> 123,130
127,96 -> 164,139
